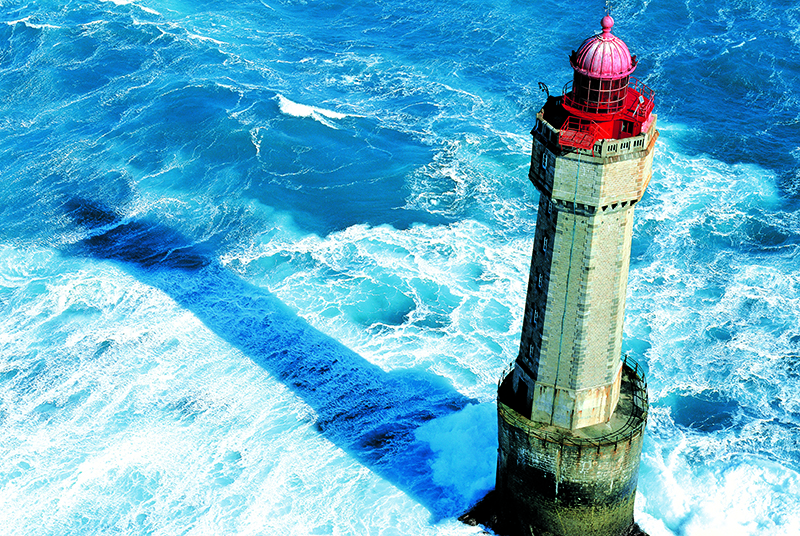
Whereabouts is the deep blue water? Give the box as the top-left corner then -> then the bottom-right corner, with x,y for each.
1,0 -> 799,535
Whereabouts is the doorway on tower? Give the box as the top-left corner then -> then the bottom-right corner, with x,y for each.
621,119 -> 635,135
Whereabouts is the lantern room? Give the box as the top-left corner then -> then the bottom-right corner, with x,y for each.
549,15 -> 655,151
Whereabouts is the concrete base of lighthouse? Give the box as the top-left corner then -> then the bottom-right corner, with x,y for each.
465,361 -> 648,536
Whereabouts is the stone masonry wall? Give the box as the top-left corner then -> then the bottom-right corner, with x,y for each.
513,113 -> 656,430
497,364 -> 647,536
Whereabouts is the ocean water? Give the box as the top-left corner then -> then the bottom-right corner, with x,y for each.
0,0 -> 798,535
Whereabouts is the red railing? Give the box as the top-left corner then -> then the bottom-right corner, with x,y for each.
561,77 -> 655,123
629,78 -> 654,102
562,79 -> 628,116
622,79 -> 655,122
558,116 -> 599,151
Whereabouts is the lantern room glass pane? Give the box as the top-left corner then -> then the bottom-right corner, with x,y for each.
571,73 -> 629,114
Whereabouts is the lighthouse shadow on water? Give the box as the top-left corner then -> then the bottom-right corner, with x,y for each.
62,196 -> 475,520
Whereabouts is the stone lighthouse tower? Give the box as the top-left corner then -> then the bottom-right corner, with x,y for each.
494,14 -> 656,536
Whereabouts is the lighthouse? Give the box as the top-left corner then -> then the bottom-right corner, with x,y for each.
494,15 -> 656,536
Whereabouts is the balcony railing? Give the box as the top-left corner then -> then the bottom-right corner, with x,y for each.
497,355 -> 649,447
558,116 -> 599,151
535,113 -> 653,158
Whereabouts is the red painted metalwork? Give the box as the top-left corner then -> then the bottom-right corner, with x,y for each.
558,117 -> 598,151
555,16 -> 655,151
570,16 -> 636,80
565,73 -> 630,115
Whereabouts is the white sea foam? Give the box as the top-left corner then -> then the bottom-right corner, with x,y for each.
621,136 -> 800,534
0,242 -> 491,535
187,32 -> 227,46
275,94 -> 348,129
3,17 -> 60,29
224,215 -> 527,401
639,412 -> 800,536
415,402 -> 498,509
99,0 -> 160,15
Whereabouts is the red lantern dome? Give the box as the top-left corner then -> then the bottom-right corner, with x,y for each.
566,16 -> 638,116
553,15 -> 654,151
571,16 -> 636,80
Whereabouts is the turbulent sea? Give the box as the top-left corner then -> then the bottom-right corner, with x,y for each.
1,0 -> 799,534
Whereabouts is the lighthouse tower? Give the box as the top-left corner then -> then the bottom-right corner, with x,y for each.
494,15 -> 656,536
